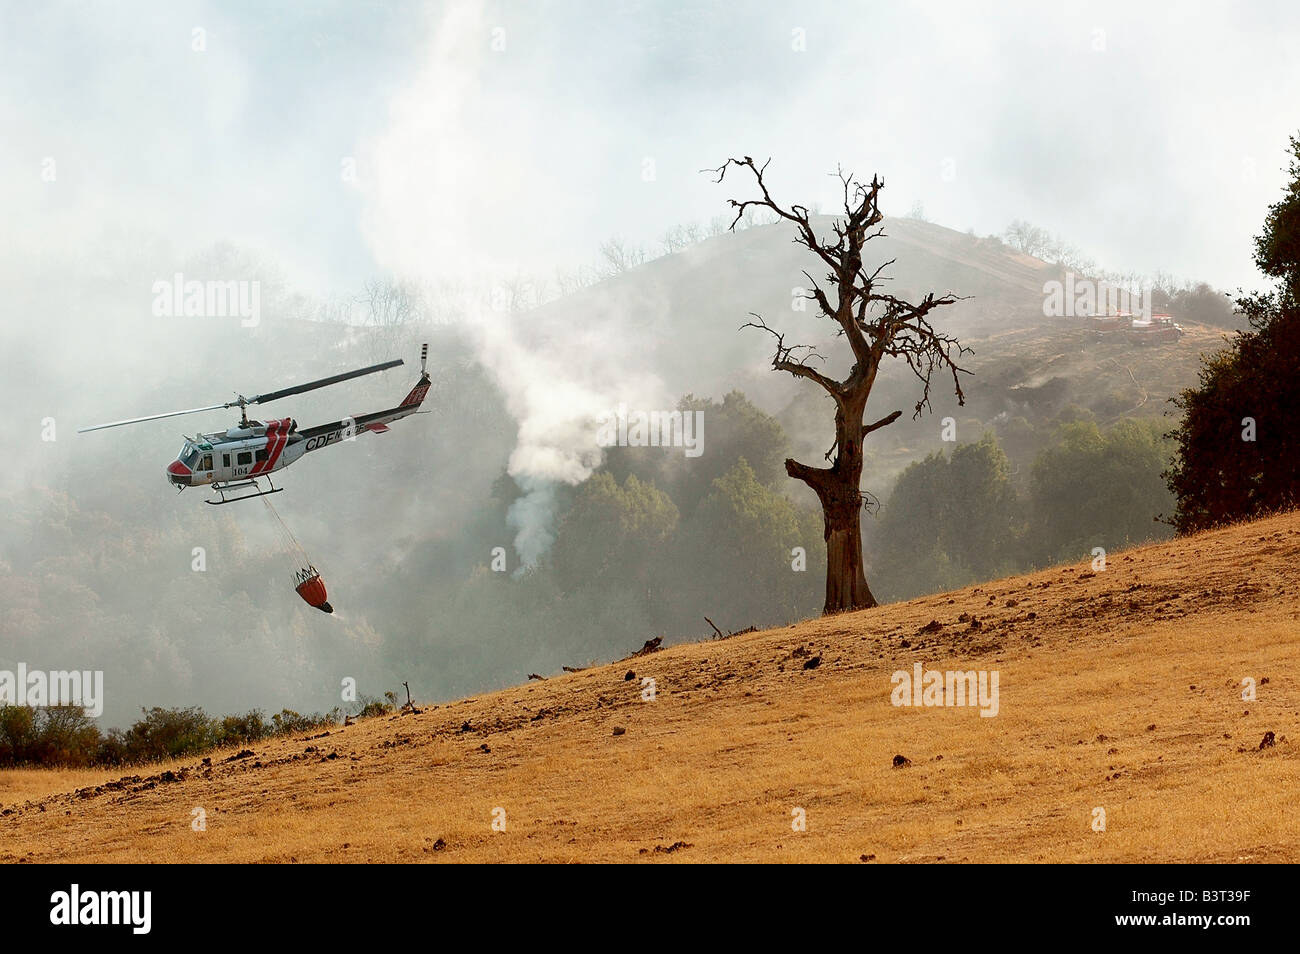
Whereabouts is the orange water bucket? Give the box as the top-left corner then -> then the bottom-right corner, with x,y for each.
294,568 -> 333,613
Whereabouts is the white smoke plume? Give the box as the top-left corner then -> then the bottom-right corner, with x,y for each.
472,300 -> 662,567
357,0 -> 667,565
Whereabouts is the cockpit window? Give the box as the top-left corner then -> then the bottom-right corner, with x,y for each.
180,446 -> 200,468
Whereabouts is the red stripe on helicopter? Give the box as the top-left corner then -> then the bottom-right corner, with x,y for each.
251,418 -> 290,475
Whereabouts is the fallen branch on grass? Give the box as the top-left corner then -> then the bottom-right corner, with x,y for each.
705,617 -> 757,640
631,636 -> 663,657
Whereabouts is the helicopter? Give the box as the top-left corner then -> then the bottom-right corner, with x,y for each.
78,343 -> 432,505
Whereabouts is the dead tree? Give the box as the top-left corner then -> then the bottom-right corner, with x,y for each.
709,156 -> 970,614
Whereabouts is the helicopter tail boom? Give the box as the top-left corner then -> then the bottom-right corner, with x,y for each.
296,366 -> 432,453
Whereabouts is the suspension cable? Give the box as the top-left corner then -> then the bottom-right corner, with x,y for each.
262,496 -> 311,568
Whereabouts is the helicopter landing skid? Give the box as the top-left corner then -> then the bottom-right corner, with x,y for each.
205,478 -> 284,506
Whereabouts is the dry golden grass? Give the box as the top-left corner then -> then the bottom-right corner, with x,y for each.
3,512 -> 1298,863
0,767 -> 127,805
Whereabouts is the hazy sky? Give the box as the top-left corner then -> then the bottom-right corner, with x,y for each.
4,0 -> 1299,295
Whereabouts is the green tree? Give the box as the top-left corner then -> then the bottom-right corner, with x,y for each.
1254,135 -> 1300,304
678,459 -> 822,626
946,436 -> 1021,574
1031,419 -> 1173,561
0,705 -> 37,765
548,472 -> 679,594
0,705 -> 104,767
1166,134 -> 1300,532
872,452 -> 971,601
115,706 -> 214,762
604,391 -> 789,515
872,434 -> 1021,601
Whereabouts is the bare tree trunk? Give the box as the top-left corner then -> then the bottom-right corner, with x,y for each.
789,399 -> 877,613
824,499 -> 875,612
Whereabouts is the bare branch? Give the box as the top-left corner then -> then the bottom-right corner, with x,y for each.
740,314 -> 842,398
800,270 -> 835,318
860,488 -> 882,515
785,456 -> 833,491
862,410 -> 902,436
715,156 -> 969,450
862,291 -> 974,414
706,156 -> 844,275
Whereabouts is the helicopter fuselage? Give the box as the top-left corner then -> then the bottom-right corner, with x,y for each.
165,372 -> 430,491
166,417 -> 300,488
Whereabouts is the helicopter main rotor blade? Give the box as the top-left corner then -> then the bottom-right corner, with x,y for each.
77,403 -> 231,433
247,358 -> 404,406
77,358 -> 406,434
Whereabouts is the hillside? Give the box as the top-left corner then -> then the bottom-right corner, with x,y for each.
0,214 -> 1236,729
3,510 -> 1298,863
551,217 -> 1226,479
